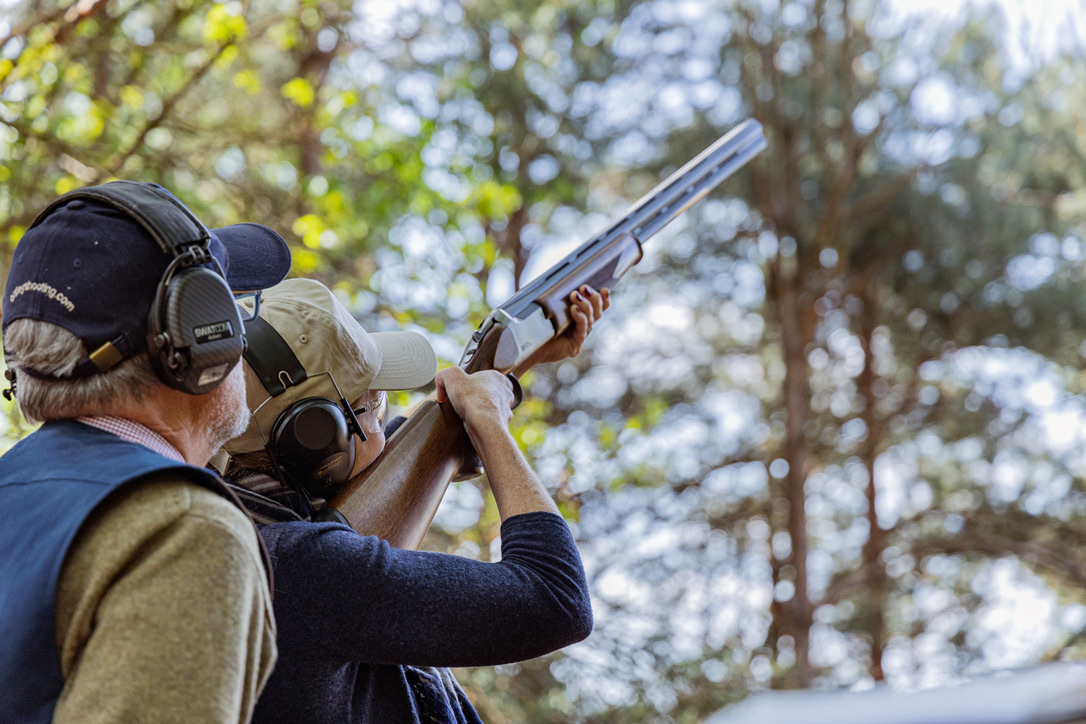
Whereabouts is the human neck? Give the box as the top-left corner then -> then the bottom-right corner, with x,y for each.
99,387 -> 216,467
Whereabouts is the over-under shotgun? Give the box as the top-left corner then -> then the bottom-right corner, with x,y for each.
327,119 -> 768,548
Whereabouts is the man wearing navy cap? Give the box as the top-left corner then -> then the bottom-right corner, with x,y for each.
0,181 -> 292,724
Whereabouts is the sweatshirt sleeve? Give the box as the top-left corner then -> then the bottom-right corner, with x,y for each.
262,511 -> 592,668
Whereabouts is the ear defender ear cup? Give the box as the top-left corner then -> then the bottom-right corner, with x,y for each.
267,397 -> 356,497
147,262 -> 246,395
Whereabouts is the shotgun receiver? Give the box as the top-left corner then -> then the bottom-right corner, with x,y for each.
326,119 -> 767,548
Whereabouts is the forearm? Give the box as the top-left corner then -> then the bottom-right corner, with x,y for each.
463,415 -> 559,520
273,513 -> 592,667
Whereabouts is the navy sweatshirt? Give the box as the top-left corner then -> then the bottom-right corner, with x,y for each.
250,511 -> 593,723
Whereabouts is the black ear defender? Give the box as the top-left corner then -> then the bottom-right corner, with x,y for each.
244,315 -> 366,504
146,249 -> 244,395
30,181 -> 245,395
266,395 -> 357,499
2,369 -> 16,401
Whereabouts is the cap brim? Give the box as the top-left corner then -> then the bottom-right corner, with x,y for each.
368,331 -> 438,391
212,223 -> 291,292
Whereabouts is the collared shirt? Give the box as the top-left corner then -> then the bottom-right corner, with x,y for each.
76,415 -> 184,463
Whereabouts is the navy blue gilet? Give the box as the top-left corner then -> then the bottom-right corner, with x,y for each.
0,420 -> 232,724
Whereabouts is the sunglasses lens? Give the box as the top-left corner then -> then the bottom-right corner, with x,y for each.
353,391 -> 389,435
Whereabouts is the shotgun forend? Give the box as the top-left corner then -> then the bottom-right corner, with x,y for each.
458,118 -> 767,375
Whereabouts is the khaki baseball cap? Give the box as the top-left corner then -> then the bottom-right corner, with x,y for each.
223,278 -> 437,454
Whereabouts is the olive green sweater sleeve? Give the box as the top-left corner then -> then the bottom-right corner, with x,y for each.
53,477 -> 277,724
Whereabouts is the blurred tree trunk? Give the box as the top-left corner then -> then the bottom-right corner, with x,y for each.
769,252 -> 816,684
857,276 -> 887,681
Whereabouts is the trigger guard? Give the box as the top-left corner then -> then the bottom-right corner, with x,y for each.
506,373 -> 523,410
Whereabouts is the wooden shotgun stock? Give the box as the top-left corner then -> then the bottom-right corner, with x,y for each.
328,119 -> 768,550
328,399 -> 476,550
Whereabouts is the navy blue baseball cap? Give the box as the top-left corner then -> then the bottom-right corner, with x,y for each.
2,181 -> 292,374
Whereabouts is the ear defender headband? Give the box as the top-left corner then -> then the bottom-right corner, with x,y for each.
243,315 -> 366,504
27,181 -> 246,395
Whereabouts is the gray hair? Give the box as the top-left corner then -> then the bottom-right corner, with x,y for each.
3,318 -> 159,423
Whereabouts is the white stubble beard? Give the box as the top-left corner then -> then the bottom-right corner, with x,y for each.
205,363 -> 250,452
